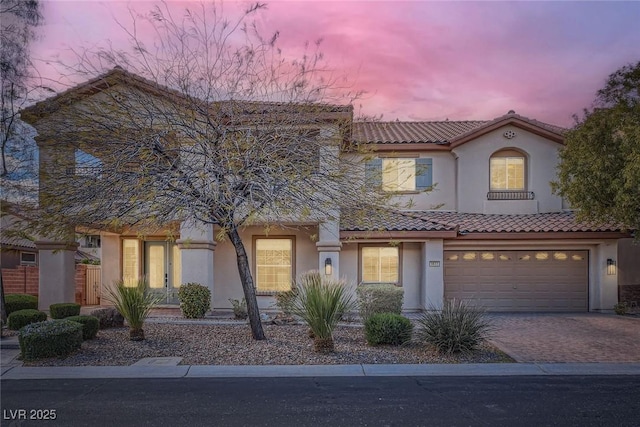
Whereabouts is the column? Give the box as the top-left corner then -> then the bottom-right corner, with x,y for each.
176,220 -> 216,304
317,219 -> 341,280
422,239 -> 444,310
36,240 -> 78,310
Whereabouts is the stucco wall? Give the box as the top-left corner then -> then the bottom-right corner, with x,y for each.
452,125 -> 564,214
338,241 -> 422,311
212,226 -> 319,310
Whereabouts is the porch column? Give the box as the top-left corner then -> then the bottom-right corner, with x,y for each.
422,239 -> 444,309
317,219 -> 341,280
36,137 -> 78,310
36,240 -> 78,310
176,220 -> 216,305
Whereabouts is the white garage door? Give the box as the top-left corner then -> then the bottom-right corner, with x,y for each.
444,250 -> 588,312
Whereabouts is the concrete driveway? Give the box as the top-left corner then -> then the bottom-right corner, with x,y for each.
488,313 -> 640,363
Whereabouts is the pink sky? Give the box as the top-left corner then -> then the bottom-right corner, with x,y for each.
32,1 -> 640,127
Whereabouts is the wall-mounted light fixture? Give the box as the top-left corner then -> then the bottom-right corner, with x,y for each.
324,257 -> 332,276
607,258 -> 616,275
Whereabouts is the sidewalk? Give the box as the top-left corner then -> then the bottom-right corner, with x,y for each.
3,334 -> 640,379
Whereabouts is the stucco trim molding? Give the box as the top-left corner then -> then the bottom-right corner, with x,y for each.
176,239 -> 217,251
316,240 -> 342,252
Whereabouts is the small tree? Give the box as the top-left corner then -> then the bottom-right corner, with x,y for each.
21,2 -> 406,340
552,61 -> 640,233
0,0 -> 43,326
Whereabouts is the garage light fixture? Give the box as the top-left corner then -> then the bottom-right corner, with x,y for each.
324,257 -> 332,276
607,258 -> 616,275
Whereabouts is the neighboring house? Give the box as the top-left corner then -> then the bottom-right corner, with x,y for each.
18,68 -> 636,312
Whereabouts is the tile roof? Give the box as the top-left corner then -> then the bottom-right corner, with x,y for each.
352,121 -> 487,144
411,211 -> 623,233
341,210 -> 624,234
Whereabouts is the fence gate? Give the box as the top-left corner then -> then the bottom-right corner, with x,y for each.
85,266 -> 101,305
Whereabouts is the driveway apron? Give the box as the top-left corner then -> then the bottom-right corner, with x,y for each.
488,313 -> 640,363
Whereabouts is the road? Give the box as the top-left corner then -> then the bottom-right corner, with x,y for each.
2,376 -> 639,426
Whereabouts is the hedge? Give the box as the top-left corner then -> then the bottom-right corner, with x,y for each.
19,320 -> 83,360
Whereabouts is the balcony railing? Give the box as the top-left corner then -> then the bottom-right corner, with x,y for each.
487,191 -> 535,200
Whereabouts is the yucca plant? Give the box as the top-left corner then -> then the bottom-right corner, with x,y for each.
415,299 -> 493,355
290,271 -> 355,353
103,280 -> 163,341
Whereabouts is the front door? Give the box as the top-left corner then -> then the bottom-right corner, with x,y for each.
145,242 -> 181,304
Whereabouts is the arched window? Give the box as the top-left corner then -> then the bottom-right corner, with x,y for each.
490,149 -> 526,191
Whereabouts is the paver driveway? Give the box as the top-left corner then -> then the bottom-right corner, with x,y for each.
488,313 -> 640,363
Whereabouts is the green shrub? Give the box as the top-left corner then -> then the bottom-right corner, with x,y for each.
5,294 -> 38,315
229,298 -> 248,320
178,283 -> 211,319
415,299 -> 493,355
19,320 -> 83,360
364,313 -> 413,346
356,284 -> 404,322
49,303 -> 81,319
275,287 -> 298,316
103,280 -> 163,341
66,315 -> 100,340
613,302 -> 628,315
290,271 -> 355,353
89,307 -> 125,329
7,309 -> 47,330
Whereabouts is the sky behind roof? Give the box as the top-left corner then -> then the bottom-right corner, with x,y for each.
32,0 -> 640,127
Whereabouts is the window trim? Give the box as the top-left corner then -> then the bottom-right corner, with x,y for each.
252,235 -> 296,295
19,251 -> 37,266
489,149 -> 527,192
358,243 -> 402,285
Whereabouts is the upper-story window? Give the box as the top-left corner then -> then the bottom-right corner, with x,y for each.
490,149 -> 526,191
366,157 -> 432,193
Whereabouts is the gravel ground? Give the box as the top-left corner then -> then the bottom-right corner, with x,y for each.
22,321 -> 513,366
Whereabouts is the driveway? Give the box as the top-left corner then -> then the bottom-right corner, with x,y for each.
488,313 -> 640,363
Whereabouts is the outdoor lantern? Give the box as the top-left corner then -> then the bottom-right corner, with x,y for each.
324,257 -> 332,276
607,258 -> 617,275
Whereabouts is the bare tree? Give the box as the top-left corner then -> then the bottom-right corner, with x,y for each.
0,0 -> 43,324
21,1 -> 405,339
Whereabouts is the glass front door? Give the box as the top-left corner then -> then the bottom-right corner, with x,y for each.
144,241 -> 181,304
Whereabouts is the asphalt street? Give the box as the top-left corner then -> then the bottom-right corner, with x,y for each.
2,376 -> 639,427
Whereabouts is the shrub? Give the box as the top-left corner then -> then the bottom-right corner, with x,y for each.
357,284 -> 404,322
49,303 -> 81,319
613,302 -> 628,315
290,271 -> 355,353
275,287 -> 298,316
103,280 -> 163,341
415,299 -> 493,355
7,309 -> 47,330
364,313 -> 413,346
89,307 -> 125,329
178,283 -> 211,319
229,298 -> 248,320
66,315 -> 100,340
19,320 -> 83,360
5,294 -> 38,315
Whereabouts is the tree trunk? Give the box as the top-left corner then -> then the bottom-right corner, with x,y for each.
227,226 -> 266,340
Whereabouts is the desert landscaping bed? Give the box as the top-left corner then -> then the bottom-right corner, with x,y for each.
21,322 -> 513,366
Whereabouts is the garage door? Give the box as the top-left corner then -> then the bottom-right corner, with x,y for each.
444,250 -> 588,312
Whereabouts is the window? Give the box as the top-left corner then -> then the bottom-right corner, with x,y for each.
254,238 -> 294,293
361,246 -> 399,283
20,252 -> 37,265
366,157 -> 432,192
83,235 -> 101,248
122,239 -> 140,286
490,150 -> 525,191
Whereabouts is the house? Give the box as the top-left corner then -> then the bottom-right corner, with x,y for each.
18,67 -> 637,312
